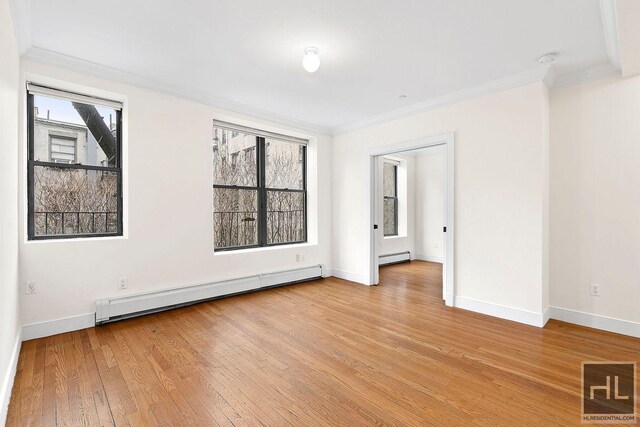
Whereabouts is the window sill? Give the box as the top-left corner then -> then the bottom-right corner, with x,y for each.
214,242 -> 315,255
383,235 -> 406,240
24,235 -> 127,244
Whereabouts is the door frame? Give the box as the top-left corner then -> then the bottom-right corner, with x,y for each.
368,132 -> 455,307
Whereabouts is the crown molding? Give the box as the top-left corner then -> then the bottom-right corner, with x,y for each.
20,47 -> 622,139
22,46 -> 333,136
14,0 -> 622,138
8,0 -> 31,54
552,63 -> 621,89
600,0 -> 621,71
332,65 -> 552,135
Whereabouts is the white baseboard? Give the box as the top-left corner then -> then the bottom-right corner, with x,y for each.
549,307 -> 640,338
445,293 -> 454,307
414,253 -> 444,263
327,269 -> 370,286
379,251 -> 411,266
454,296 -> 546,327
0,331 -> 22,427
22,313 -> 95,341
454,300 -> 640,337
542,307 -> 551,326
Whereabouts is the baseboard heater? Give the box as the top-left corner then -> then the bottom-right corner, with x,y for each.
379,251 -> 411,266
95,265 -> 326,325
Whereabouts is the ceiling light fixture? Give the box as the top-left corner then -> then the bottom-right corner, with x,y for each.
538,53 -> 557,65
303,47 -> 320,73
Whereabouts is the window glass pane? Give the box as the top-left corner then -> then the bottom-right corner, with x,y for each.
383,198 -> 397,236
383,163 -> 396,197
214,188 -> 258,248
265,139 -> 304,189
213,128 -> 257,187
33,94 -> 118,167
267,191 -> 305,244
33,165 -> 119,236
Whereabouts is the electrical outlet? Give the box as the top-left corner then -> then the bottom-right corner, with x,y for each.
118,277 -> 128,290
300,254 -> 305,262
26,281 -> 36,295
590,283 -> 600,297
295,254 -> 300,262
433,242 -> 439,249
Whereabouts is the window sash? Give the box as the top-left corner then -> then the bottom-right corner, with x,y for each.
383,196 -> 399,236
383,162 -> 397,197
27,92 -> 123,240
383,162 -> 398,236
213,135 -> 307,251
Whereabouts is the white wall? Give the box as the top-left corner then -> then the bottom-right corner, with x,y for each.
0,0 -> 21,421
333,82 -> 549,316
415,147 -> 446,262
18,60 -> 332,327
550,75 -> 640,324
377,155 -> 416,256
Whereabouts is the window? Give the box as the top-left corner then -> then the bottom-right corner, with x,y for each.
383,162 -> 398,236
27,84 -> 123,240
49,136 -> 77,163
213,126 -> 307,250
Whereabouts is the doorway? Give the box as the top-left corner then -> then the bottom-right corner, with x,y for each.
368,133 -> 455,306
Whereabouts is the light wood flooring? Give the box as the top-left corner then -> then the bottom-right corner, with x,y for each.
7,261 -> 640,426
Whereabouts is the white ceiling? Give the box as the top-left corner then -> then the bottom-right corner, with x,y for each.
17,0 -> 614,133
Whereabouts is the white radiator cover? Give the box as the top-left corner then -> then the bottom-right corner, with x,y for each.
96,265 -> 326,324
379,251 -> 411,266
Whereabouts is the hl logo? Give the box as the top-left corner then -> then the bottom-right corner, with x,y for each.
590,375 -> 630,401
582,362 -> 636,424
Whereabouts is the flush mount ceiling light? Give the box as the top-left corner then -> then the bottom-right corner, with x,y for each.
303,47 -> 320,73
538,53 -> 557,64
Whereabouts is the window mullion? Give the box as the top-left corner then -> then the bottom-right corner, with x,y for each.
257,137 -> 267,247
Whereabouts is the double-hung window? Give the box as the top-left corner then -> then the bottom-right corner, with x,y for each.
213,122 -> 307,251
27,83 -> 123,240
383,162 -> 398,236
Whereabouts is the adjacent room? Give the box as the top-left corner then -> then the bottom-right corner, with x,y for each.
1,0 -> 639,425
376,145 -> 447,297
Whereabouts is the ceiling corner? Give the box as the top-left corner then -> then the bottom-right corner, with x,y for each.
542,65 -> 557,90
9,0 -> 31,54
599,0 -> 621,71
615,0 -> 640,78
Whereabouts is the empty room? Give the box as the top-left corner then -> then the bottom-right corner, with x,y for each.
1,0 -> 639,425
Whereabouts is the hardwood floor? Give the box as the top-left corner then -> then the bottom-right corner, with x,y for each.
7,261 -> 640,426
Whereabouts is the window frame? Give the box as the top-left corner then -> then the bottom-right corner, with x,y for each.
213,135 -> 307,252
26,90 -> 124,241
383,162 -> 399,237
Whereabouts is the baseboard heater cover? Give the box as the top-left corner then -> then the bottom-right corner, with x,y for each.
379,251 -> 411,266
96,265 -> 325,324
